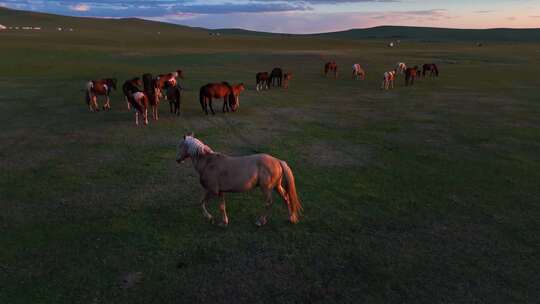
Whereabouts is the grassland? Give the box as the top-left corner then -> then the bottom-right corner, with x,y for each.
1,8 -> 539,303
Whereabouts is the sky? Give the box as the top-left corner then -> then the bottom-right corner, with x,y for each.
1,0 -> 539,33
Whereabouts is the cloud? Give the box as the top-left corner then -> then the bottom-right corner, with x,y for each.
70,3 -> 90,12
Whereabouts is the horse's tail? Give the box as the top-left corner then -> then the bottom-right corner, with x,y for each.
280,161 -> 303,223
85,81 -> 94,105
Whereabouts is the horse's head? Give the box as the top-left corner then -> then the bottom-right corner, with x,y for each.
176,134 -> 193,163
176,70 -> 184,79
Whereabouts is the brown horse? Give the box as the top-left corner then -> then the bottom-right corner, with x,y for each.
256,72 -> 269,91
176,134 -> 303,227
166,85 -> 183,116
85,78 -> 117,112
283,72 -> 293,89
324,61 -> 338,78
422,64 -> 439,77
157,70 -> 183,91
143,73 -> 161,120
405,66 -> 419,86
199,82 -> 230,115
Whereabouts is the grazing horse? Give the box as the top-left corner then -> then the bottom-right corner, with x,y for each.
224,82 -> 245,112
176,134 -> 303,227
167,84 -> 183,116
199,82 -> 230,115
324,61 -> 338,78
256,72 -> 270,91
381,70 -> 397,90
122,77 -> 142,110
142,73 -> 161,121
422,64 -> 439,77
395,62 -> 407,77
283,72 -> 292,89
405,66 -> 419,86
127,91 -> 149,126
85,78 -> 117,112
269,68 -> 283,87
352,64 -> 366,80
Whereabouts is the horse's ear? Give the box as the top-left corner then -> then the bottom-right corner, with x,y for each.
187,132 -> 194,137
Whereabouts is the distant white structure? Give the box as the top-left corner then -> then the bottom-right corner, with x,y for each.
388,42 -> 394,47
57,27 -> 63,31
0,24 -> 6,30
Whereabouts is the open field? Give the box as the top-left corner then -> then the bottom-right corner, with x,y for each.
1,8 -> 539,303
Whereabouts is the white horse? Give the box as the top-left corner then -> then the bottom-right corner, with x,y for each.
381,70 -> 396,90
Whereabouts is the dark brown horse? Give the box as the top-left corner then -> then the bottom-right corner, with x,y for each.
143,73 -> 161,120
85,78 -> 117,112
166,84 -> 183,116
324,61 -> 338,78
405,66 -> 419,86
256,72 -> 270,91
123,77 -> 142,111
269,68 -> 283,87
422,64 -> 439,77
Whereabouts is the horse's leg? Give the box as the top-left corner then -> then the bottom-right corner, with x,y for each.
201,191 -> 214,223
125,97 -> 131,111
222,96 -> 227,113
135,112 -> 139,127
209,99 -> 215,115
255,187 -> 274,227
217,193 -> 229,227
144,108 -> 149,125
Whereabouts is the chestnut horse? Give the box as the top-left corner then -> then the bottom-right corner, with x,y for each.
422,64 -> 439,77
283,72 -> 292,89
143,73 -> 161,120
381,70 -> 396,90
123,77 -> 142,111
256,72 -> 269,91
199,82 -> 230,115
352,64 -> 366,80
225,82 -> 245,112
85,78 -> 117,112
270,68 -> 283,87
157,69 -> 183,91
405,66 -> 419,86
176,134 -> 303,227
324,61 -> 338,78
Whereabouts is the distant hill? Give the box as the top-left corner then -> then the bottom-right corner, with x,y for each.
313,26 -> 540,42
2,7 -> 539,43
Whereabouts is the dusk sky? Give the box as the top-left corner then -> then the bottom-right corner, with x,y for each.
1,0 -> 539,33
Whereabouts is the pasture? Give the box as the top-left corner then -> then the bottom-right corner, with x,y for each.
1,9 -> 539,303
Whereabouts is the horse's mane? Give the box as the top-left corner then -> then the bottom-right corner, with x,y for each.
184,136 -> 214,157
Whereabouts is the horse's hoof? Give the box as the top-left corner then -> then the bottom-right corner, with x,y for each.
255,217 -> 267,227
217,221 -> 228,228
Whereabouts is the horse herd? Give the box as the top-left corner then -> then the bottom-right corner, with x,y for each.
84,62 -> 439,126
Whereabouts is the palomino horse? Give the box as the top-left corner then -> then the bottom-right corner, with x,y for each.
122,77 -> 142,111
85,78 -> 117,112
143,73 -> 161,121
283,72 -> 292,89
422,64 -> 439,77
382,70 -> 397,90
324,61 -> 338,78
352,64 -> 366,80
256,72 -> 270,91
269,68 -> 283,87
395,62 -> 407,76
224,82 -> 245,112
405,66 -> 419,86
176,134 -> 303,227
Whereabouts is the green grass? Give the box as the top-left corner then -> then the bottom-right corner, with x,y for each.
1,8 -> 539,304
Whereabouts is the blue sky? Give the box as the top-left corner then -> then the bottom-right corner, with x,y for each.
1,0 -> 539,33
